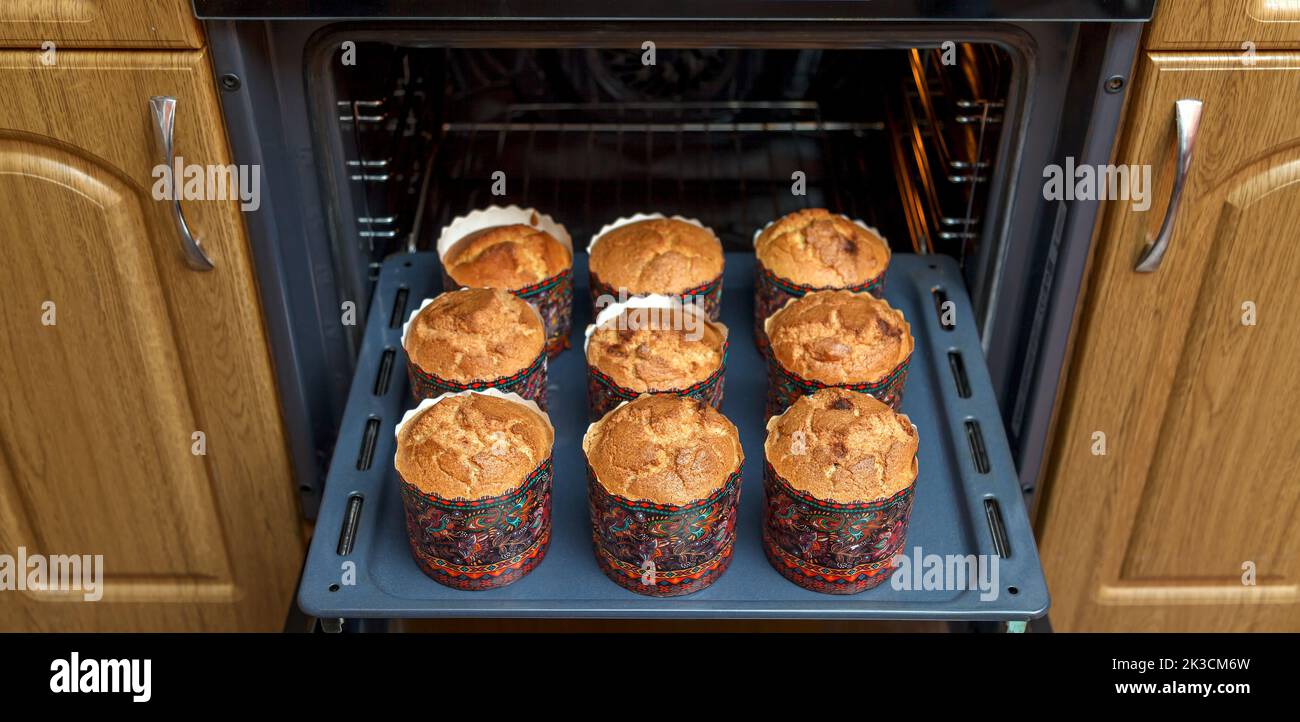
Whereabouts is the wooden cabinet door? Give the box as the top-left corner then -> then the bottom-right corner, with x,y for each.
0,50 -> 303,631
0,0 -> 201,48
1149,0 -> 1300,50
1036,52 -> 1300,631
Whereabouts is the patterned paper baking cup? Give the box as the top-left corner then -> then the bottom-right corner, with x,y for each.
761,460 -> 914,594
402,292 -> 550,409
394,391 -> 555,591
765,350 -> 910,419
586,465 -> 742,597
750,214 -> 888,355
436,205 -> 574,358
582,295 -> 729,420
587,213 -> 724,321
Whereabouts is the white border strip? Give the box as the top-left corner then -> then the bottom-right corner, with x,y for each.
587,212 -> 719,255
582,294 -> 727,355
436,205 -> 573,261
394,389 -> 554,465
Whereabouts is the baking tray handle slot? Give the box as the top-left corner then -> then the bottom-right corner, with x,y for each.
356,417 -> 381,471
389,287 -> 410,328
947,351 -> 971,398
337,494 -> 365,556
983,498 -> 1011,558
374,348 -> 396,396
965,420 -> 990,474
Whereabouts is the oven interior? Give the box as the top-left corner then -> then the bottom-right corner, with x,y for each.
324,44 -> 1012,296
285,39 -> 1072,623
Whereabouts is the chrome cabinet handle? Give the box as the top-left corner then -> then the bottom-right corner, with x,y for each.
150,96 -> 215,271
1135,98 -> 1203,273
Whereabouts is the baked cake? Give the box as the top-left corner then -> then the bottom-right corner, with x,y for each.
403,287 -> 545,383
765,388 -> 918,504
761,388 -> 918,594
586,310 -> 726,393
766,289 -> 913,386
588,217 -> 724,297
396,392 -> 554,500
754,208 -> 890,288
443,223 -> 572,289
583,394 -> 742,506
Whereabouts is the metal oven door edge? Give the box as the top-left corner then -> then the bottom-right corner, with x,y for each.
982,23 -> 1145,502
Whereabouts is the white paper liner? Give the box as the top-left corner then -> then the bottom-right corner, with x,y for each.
580,398 -> 630,458
763,291 -> 806,337
582,294 -> 729,355
586,212 -> 720,255
435,205 -> 574,263
401,287 -> 547,356
394,388 -> 555,466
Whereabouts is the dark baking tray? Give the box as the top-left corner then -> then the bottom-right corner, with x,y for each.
298,251 -> 1049,620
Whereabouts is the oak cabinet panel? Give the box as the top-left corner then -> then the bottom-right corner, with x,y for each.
1037,52 -> 1300,631
1149,0 -> 1300,50
0,51 -> 303,631
0,0 -> 201,49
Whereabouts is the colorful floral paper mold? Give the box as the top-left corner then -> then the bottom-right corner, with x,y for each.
586,465 -> 742,597
761,461 -> 913,594
765,350 -> 909,419
394,392 -> 554,591
587,213 -> 723,321
582,295 -> 728,420
402,294 -> 549,409
750,215 -> 888,355
436,205 -> 574,357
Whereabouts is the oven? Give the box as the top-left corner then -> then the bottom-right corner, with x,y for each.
194,1 -> 1154,627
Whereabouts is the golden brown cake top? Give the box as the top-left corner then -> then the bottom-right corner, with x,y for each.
583,394 -> 743,506
403,288 -> 544,382
586,307 -> 726,392
767,290 -> 913,385
396,393 -> 554,500
755,208 -> 890,288
588,217 -> 724,295
765,388 -> 918,503
443,223 -> 572,289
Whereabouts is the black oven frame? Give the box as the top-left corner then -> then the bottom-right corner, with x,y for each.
201,17 -> 1144,518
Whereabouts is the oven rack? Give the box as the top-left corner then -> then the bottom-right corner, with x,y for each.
298,251 -> 1049,624
417,100 -> 899,250
895,45 -> 1006,261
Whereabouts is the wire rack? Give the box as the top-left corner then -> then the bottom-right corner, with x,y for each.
415,100 -> 896,250
893,46 -> 1005,261
333,46 -> 1008,267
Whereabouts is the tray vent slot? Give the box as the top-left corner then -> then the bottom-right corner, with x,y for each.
356,417 -> 381,471
984,498 -> 1011,558
373,348 -> 396,396
388,286 -> 410,328
932,287 -> 955,331
965,420 -> 990,474
336,494 -> 364,556
947,351 -> 971,398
